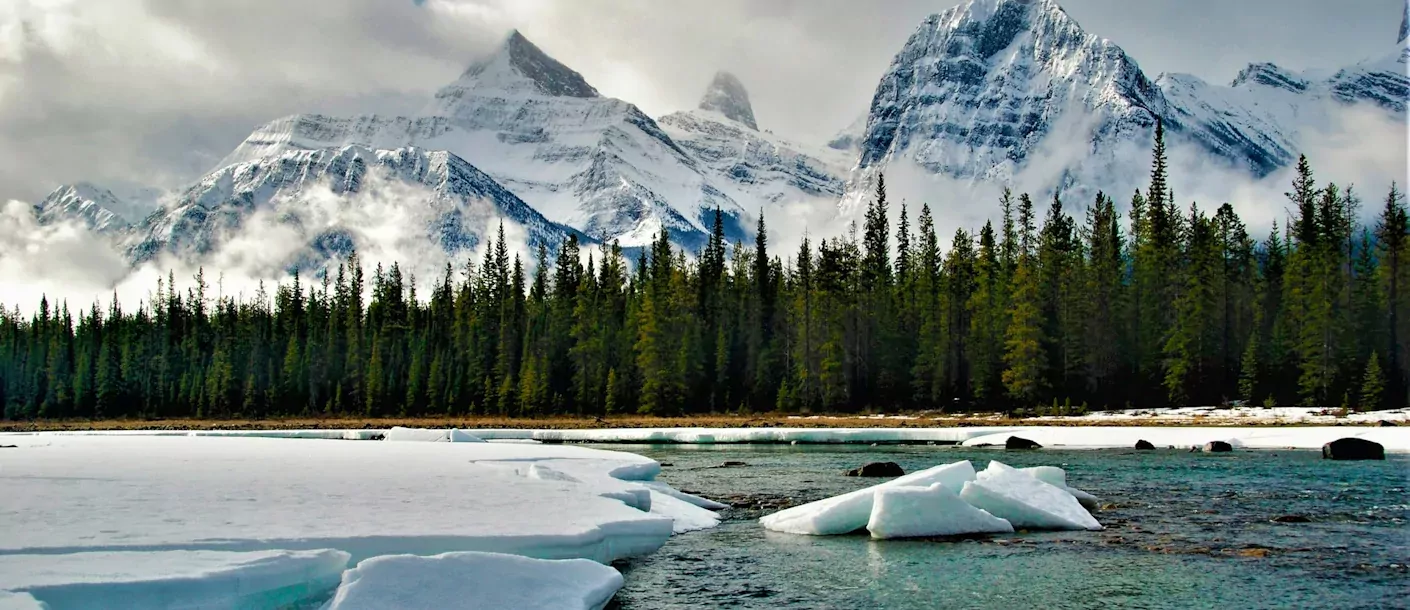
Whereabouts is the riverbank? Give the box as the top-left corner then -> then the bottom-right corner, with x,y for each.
3,406 -> 1405,432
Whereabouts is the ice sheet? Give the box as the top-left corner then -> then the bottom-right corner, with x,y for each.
866,483 -> 1014,539
760,461 -> 977,535
959,426 -> 1409,451
0,591 -> 43,610
325,551 -> 624,610
0,550 -> 348,610
0,436 -> 676,564
384,426 -> 486,442
962,462 -> 1103,531
1018,466 -> 1100,509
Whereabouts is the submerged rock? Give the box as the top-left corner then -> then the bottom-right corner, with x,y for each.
1271,515 -> 1311,523
1321,438 -> 1385,461
846,462 -> 906,477
1134,440 -> 1156,450
1005,436 -> 1042,450
1202,441 -> 1233,453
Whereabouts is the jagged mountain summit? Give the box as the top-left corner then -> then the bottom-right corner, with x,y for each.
220,30 -> 748,251
845,0 -> 1407,209
123,145 -> 584,271
34,183 -> 140,234
659,73 -> 850,210
697,72 -> 758,130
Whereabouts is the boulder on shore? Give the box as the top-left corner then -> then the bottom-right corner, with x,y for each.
1321,437 -> 1385,461
846,462 -> 905,477
1134,440 -> 1156,450
1202,441 -> 1233,453
1005,436 -> 1042,450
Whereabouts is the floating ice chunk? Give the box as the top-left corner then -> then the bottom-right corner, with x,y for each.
384,427 -> 485,442
760,461 -> 977,535
962,464 -> 1102,531
1019,466 -> 1066,487
326,551 -> 623,610
0,591 -> 43,610
1017,465 -> 1100,509
641,481 -> 730,510
866,483 -> 1014,539
0,549 -> 349,610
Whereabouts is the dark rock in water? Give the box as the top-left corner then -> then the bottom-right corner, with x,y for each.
368,434 -> 386,441
1203,441 -> 1233,453
720,461 -> 748,467
1005,436 -> 1042,450
1271,515 -> 1311,523
1322,437 -> 1385,461
846,461 -> 905,477
1378,420 -> 1398,427
1134,440 -> 1156,450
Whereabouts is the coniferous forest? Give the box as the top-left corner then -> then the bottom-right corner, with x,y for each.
2,124 -> 1408,420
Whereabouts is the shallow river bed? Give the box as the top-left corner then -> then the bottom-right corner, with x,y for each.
603,444 -> 1408,609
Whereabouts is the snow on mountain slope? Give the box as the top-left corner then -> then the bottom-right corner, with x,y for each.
658,73 -> 850,213
220,31 -> 748,251
844,0 -> 1406,214
826,114 -> 868,155
126,145 -> 584,272
33,183 -> 136,234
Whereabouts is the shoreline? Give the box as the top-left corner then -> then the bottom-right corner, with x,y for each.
2,412 -> 1404,433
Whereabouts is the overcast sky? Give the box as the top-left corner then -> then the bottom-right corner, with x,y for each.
0,0 -> 1402,203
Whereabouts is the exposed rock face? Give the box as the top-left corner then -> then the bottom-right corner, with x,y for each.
1006,436 -> 1042,450
1321,437 -> 1385,461
697,71 -> 758,130
1134,440 -> 1156,450
1202,441 -> 1233,453
845,462 -> 906,477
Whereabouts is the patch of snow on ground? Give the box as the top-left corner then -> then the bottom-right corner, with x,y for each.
325,551 -> 624,610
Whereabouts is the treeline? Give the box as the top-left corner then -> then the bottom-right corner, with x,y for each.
2,123 -> 1407,419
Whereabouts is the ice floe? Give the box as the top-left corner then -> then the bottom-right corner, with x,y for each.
961,462 -> 1104,531
760,461 -> 978,535
763,459 -> 1104,538
866,484 -> 1015,539
0,591 -> 43,610
0,550 -> 349,609
325,551 -> 623,610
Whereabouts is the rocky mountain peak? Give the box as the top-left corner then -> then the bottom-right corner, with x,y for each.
452,29 -> 599,98
698,71 -> 757,130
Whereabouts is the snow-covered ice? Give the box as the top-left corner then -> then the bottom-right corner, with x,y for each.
0,592 -> 42,610
0,550 -> 349,610
865,484 -> 1014,539
324,551 -> 623,610
1020,466 -> 1100,509
462,425 -> 1410,451
0,435 -> 691,563
961,462 -> 1103,531
0,433 -> 729,609
760,461 -> 977,535
384,426 -> 485,442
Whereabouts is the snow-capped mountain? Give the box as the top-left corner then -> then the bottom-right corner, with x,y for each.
845,0 -> 1407,209
124,145 -> 584,270
219,31 -> 748,251
658,72 -> 850,211
33,183 -> 144,234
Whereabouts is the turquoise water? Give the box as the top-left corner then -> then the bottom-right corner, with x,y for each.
604,445 -> 1409,609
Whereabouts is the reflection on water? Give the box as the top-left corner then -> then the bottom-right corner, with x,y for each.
604,444 -> 1409,609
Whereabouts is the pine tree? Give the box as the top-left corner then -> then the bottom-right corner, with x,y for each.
1359,351 -> 1385,411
